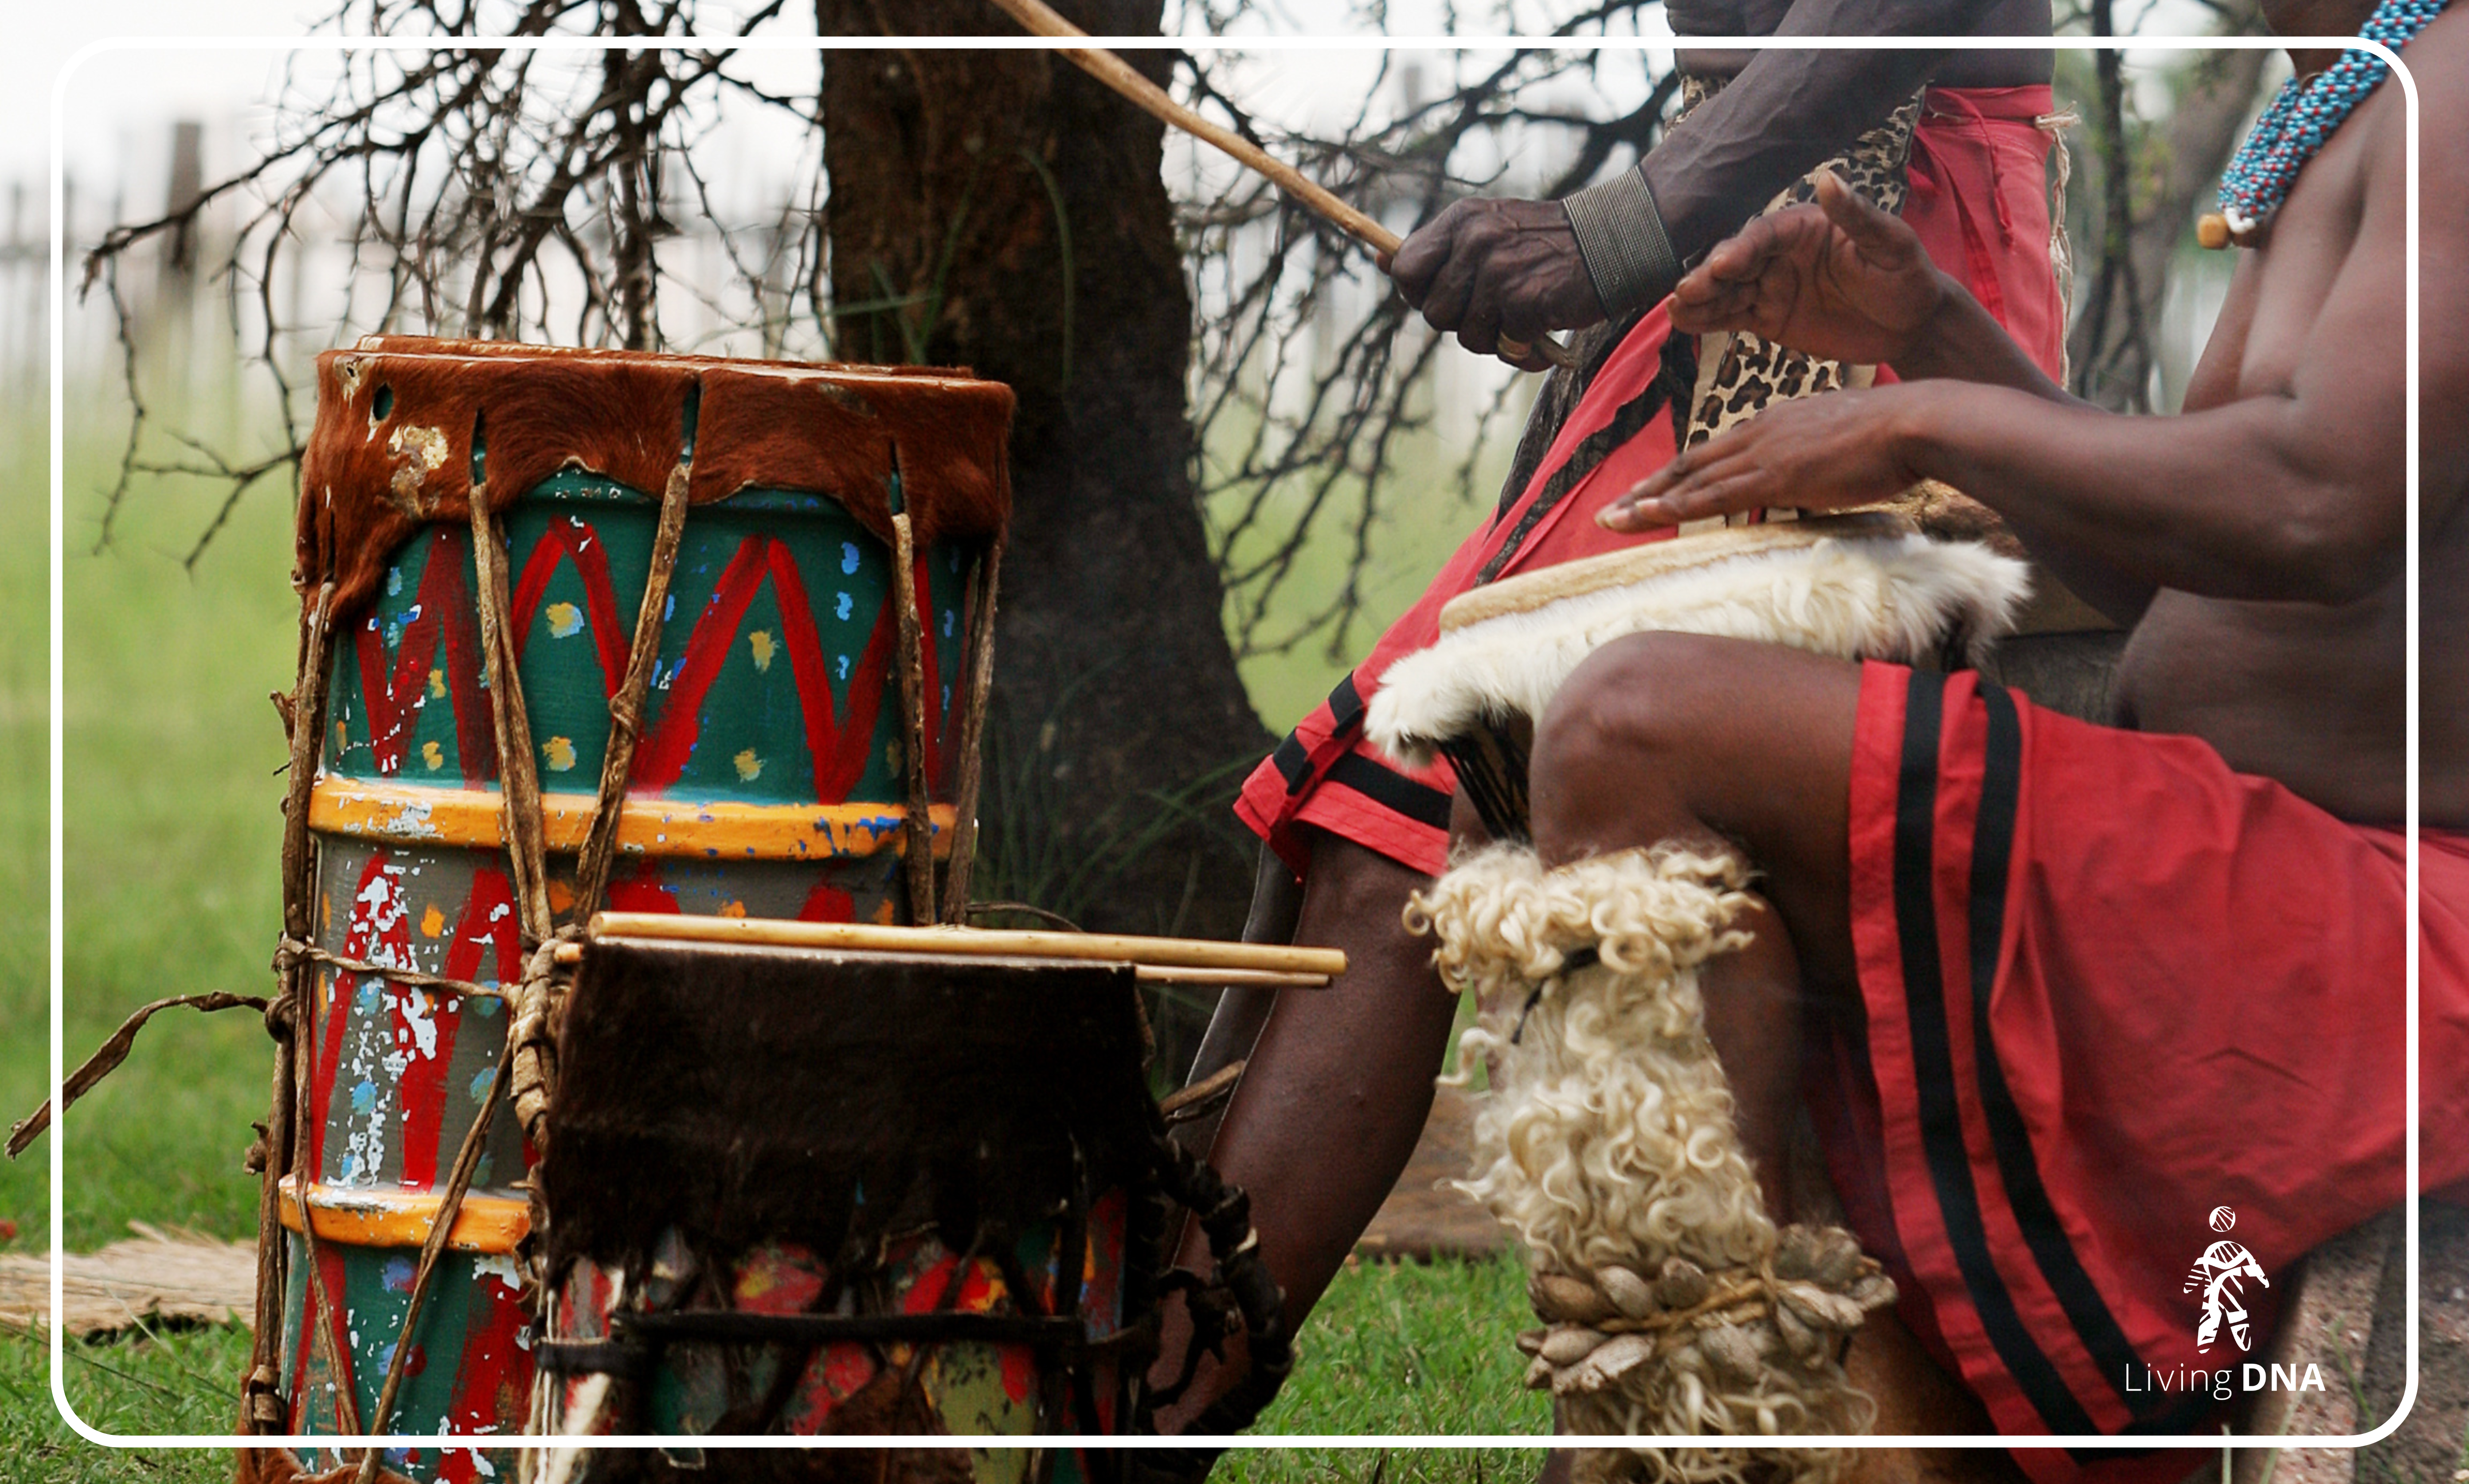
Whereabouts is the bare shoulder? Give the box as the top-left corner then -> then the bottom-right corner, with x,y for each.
2369,4 -> 2469,185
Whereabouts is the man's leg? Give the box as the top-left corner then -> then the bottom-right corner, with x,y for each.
1199,828 -> 1459,1332
1149,826 -> 1459,1432
1530,633 -> 2017,1471
1529,629 -> 1865,1186
1169,849 -> 1308,1157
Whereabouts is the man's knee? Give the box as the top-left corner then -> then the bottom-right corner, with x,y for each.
1532,631 -> 1744,802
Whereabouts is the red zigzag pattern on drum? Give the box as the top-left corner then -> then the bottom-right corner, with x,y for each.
356,529 -> 493,784
353,521 -> 954,798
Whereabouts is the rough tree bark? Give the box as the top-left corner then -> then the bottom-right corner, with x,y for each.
817,4 -> 1273,1023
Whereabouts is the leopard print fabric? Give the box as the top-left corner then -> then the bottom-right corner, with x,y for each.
1678,82 -> 1925,526
1482,82 -> 1925,568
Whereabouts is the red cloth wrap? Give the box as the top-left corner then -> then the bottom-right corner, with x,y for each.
1817,661 -> 2469,1481
1234,85 -> 2071,877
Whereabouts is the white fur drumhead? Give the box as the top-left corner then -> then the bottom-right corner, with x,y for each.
1365,530 -> 2031,770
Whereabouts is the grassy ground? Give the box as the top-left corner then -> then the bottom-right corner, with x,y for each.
0,374 -> 1543,1474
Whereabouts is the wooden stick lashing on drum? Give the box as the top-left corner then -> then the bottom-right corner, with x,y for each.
941,534 -> 1005,924
982,0 -> 1576,373
251,584 -> 337,1435
287,588 -> 362,1437
891,511 -> 938,924
467,498 -> 556,944
571,446 -> 695,920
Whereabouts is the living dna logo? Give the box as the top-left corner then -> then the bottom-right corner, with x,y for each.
2123,1206 -> 2329,1400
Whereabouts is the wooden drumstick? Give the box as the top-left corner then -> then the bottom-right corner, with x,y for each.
983,0 -> 1578,373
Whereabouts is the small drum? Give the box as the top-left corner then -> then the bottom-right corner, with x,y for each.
525,913 -> 1340,1481
1363,512 -> 2031,840
255,339 -> 1011,1481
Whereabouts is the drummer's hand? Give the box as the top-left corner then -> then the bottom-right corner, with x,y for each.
1597,384 -> 1932,530
1669,171 -> 1949,368
1387,198 -> 1604,370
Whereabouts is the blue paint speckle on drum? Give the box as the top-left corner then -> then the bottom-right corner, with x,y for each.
841,542 -> 861,575
470,1069 -> 495,1103
352,1080 -> 377,1115
836,591 -> 853,621
384,1256 -> 416,1293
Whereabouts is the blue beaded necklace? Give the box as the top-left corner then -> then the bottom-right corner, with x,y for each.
2211,0 -> 2448,242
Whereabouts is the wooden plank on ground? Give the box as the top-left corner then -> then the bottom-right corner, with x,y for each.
0,1223 -> 256,1335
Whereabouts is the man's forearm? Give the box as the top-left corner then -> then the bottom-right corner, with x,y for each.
1892,271 -> 2072,398
1566,4 -> 1979,316
1641,48 -> 1943,266
1897,383 -> 2402,610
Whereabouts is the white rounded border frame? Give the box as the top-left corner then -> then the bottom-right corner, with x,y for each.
43,21 -> 2432,1466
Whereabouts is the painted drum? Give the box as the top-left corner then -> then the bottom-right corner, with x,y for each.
263,339 -> 1012,1480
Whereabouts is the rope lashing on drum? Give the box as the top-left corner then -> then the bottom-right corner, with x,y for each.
270,942 -> 510,1004
1132,1130 -> 1295,1459
4,992 -> 272,1159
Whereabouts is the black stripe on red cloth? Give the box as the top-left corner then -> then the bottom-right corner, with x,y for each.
1474,370 -> 1674,586
1324,751 -> 1454,832
1964,680 -> 2218,1441
1891,667 -> 2099,1437
1272,733 -> 1311,792
1271,674 -> 1371,795
1327,673 -> 1367,731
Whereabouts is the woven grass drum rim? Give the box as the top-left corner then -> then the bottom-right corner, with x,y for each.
1437,510 -> 1916,635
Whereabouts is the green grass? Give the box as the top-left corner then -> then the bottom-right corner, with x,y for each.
0,371 -> 304,1468
1245,1252 -> 1546,1440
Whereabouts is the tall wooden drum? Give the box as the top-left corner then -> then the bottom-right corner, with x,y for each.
250,338 -> 1011,1480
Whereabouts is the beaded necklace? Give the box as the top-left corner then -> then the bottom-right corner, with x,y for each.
2199,0 -> 2449,248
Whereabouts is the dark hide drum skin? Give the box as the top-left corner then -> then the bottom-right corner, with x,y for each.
298,336 -> 1013,621
539,938 -> 1155,1281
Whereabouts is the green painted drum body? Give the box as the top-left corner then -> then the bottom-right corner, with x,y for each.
263,339 -> 1011,1479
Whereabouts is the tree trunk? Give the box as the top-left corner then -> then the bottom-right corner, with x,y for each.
2069,12 -> 2268,410
818,3 -> 1272,1060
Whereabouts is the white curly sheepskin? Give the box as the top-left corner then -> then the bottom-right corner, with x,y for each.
1366,533 -> 2029,770
1410,844 -> 1879,1483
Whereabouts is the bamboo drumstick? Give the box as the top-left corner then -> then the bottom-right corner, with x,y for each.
1135,965 -> 1330,988
586,910 -> 1348,978
983,0 -> 1576,372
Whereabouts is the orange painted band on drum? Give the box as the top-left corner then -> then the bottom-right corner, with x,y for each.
276,1175 -> 530,1255
309,777 -> 959,861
